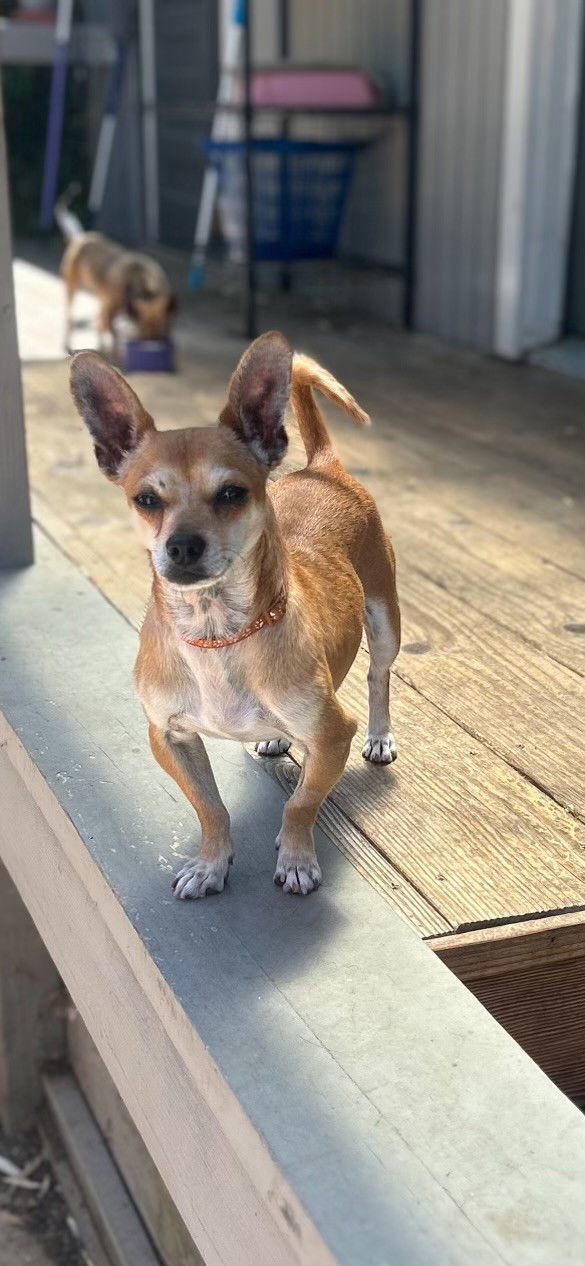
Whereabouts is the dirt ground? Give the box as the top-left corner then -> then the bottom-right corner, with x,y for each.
0,1127 -> 85,1266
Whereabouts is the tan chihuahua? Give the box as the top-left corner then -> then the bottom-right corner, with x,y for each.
70,333 -> 400,897
56,187 -> 176,351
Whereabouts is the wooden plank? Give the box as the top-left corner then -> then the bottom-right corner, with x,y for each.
267,644 -> 585,931
39,1107 -> 113,1266
394,567 -> 585,820
304,429 -> 585,832
0,751 -> 333,1266
342,416 -> 585,583
429,914 -> 585,1103
0,86 -> 33,565
2,532 -> 585,1266
22,346 -> 585,683
338,469 -> 585,678
253,752 -> 451,937
397,509 -> 585,678
21,329 -> 585,593
24,357 -> 585,714
0,862 -> 64,1135
68,1012 -> 204,1266
308,323 -> 585,502
312,353 -> 585,579
19,285 -> 585,579
162,300 -> 585,509
428,909 -> 585,978
427,906 -> 585,962
318,657 -> 585,927
43,1073 -> 161,1266
291,391 -> 585,853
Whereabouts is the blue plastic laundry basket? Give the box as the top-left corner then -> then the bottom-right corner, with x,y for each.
203,138 -> 363,262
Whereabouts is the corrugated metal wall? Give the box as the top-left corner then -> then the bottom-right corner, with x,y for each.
517,0 -> 582,350
290,0 -> 410,101
289,0 -> 411,268
414,0 -> 508,348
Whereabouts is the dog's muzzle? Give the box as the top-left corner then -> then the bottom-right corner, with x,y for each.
162,532 -> 209,586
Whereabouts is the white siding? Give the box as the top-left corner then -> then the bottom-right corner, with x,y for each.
415,0 -> 508,349
417,0 -> 583,355
517,0 -> 582,352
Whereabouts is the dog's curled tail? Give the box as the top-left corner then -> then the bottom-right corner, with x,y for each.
54,182 -> 84,242
291,352 -> 370,463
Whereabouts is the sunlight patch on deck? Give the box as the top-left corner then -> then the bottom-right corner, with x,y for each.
13,258 -> 99,361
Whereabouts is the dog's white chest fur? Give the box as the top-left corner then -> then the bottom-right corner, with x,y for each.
144,649 -> 285,744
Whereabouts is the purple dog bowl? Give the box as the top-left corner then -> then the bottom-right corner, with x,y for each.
121,338 -> 176,373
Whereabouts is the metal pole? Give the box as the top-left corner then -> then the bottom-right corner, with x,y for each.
279,0 -> 291,294
39,0 -> 75,229
243,0 -> 256,339
87,0 -> 137,225
403,0 -> 421,329
138,0 -> 159,241
279,0 -> 289,58
88,41 -> 128,221
189,0 -> 245,289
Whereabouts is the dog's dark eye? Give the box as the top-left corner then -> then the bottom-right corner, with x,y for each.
133,490 -> 162,511
215,484 -> 248,507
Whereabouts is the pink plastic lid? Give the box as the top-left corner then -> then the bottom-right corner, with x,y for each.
248,68 -> 381,109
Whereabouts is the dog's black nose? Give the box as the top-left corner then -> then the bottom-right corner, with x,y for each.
165,532 -> 206,568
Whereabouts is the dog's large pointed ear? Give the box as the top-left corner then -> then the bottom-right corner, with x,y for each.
220,331 -> 292,470
69,352 -> 155,479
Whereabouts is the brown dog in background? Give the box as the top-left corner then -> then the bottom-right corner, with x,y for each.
56,186 -> 176,352
70,332 -> 400,897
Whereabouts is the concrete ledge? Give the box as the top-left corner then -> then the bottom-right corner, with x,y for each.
0,532 -> 584,1266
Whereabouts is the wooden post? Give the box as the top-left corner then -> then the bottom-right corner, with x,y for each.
0,862 -> 64,1136
0,80 -> 33,567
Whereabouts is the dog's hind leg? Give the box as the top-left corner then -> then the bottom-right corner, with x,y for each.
358,518 -> 400,765
363,597 -> 399,764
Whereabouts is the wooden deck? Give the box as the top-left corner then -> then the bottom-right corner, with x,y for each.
16,260 -> 585,1101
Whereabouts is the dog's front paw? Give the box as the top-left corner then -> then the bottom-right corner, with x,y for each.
362,732 -> 397,765
255,738 -> 291,757
274,850 -> 322,895
172,851 -> 232,899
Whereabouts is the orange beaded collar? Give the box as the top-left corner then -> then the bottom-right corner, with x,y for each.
181,590 -> 287,649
